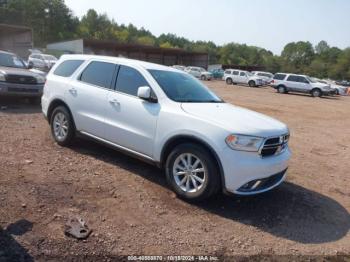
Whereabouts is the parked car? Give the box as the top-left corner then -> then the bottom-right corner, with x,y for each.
336,80 -> 350,87
223,69 -> 263,87
42,55 -> 291,201
28,53 -> 58,71
0,50 -> 46,102
185,66 -> 212,81
270,73 -> 335,97
172,65 -> 186,71
209,68 -> 224,79
316,79 -> 348,96
252,71 -> 274,85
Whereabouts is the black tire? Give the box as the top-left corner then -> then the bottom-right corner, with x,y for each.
248,80 -> 256,87
165,143 -> 221,201
277,85 -> 287,94
335,89 -> 339,95
311,88 -> 322,97
201,75 -> 207,81
226,78 -> 233,85
50,106 -> 75,146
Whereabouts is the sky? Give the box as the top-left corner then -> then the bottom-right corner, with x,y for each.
65,0 -> 350,55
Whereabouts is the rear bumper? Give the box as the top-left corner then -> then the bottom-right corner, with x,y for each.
0,81 -> 44,97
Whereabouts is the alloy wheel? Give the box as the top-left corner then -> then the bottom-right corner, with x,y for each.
172,153 -> 207,193
53,112 -> 69,141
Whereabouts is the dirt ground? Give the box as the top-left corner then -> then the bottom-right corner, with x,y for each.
0,81 -> 349,261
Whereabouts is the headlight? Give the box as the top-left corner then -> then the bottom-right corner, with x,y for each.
225,134 -> 264,152
0,71 -> 6,82
36,75 -> 46,84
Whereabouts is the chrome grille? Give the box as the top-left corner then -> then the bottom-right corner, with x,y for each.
260,134 -> 289,157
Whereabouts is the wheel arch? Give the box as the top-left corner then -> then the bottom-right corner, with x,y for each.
160,135 -> 225,191
47,99 -> 75,127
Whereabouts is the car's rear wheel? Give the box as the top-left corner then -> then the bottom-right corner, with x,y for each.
311,88 -> 322,97
50,106 -> 75,146
248,80 -> 256,87
165,143 -> 220,201
226,78 -> 233,85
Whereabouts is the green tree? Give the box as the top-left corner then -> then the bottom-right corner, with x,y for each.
281,41 -> 315,73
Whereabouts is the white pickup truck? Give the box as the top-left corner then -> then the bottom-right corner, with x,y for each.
223,69 -> 263,87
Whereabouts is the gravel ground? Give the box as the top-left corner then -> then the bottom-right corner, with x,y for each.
0,81 -> 349,261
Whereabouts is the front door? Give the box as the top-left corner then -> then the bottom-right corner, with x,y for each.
104,65 -> 159,157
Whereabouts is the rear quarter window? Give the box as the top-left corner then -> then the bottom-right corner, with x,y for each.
54,60 -> 84,77
274,74 -> 286,80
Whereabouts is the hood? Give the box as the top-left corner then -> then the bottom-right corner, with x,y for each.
250,76 -> 263,81
181,103 -> 288,137
202,71 -> 212,75
0,66 -> 42,78
312,82 -> 330,88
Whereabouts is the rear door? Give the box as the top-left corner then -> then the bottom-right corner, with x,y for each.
65,60 -> 117,138
104,65 -> 159,157
231,70 -> 240,83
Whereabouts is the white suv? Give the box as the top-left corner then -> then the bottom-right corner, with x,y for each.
224,69 -> 263,87
271,73 -> 335,97
42,55 -> 291,201
185,66 -> 212,81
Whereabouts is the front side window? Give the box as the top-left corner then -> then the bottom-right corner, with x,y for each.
287,75 -> 300,82
232,71 -> 239,76
240,72 -> 246,76
149,69 -> 223,103
116,65 -> 149,96
0,52 -> 26,69
54,60 -> 84,77
80,61 -> 116,89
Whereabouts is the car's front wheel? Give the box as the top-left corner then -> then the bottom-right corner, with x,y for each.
201,75 -> 207,81
248,80 -> 256,87
50,106 -> 75,146
165,143 -> 220,201
311,88 -> 322,97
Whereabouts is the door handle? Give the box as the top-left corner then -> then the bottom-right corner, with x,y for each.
109,98 -> 120,105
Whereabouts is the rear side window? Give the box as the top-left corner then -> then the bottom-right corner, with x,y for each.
224,70 -> 231,75
54,60 -> 84,77
116,65 -> 149,96
80,61 -> 116,89
274,74 -> 286,80
287,75 -> 300,82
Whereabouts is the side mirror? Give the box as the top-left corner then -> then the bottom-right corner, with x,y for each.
137,86 -> 158,103
28,62 -> 34,69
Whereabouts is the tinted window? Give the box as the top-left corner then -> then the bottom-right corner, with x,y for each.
149,69 -> 222,103
54,60 -> 84,77
240,72 -> 246,76
232,71 -> 239,75
0,52 -> 26,69
80,61 -> 116,88
274,74 -> 286,80
116,65 -> 149,96
224,70 -> 231,75
287,75 -> 301,82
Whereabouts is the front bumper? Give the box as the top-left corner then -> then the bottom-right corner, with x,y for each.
219,146 -> 291,195
0,81 -> 44,97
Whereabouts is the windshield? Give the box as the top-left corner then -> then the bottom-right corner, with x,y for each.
149,69 -> 223,103
43,55 -> 57,61
0,53 -> 26,68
